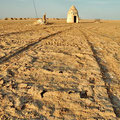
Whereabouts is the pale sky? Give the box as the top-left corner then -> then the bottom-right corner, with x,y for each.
0,0 -> 120,20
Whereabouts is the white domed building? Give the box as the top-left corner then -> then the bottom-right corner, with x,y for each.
67,5 -> 79,23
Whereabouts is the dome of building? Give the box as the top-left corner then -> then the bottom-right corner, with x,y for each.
68,5 -> 78,14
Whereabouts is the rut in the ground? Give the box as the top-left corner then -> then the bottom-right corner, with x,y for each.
0,28 -> 71,64
80,27 -> 120,118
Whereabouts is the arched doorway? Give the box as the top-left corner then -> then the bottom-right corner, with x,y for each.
74,16 -> 76,23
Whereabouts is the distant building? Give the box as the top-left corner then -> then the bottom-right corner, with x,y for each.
67,5 -> 79,23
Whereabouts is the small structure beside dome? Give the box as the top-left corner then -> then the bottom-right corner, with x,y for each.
34,13 -> 47,25
67,5 -> 79,23
43,13 -> 47,24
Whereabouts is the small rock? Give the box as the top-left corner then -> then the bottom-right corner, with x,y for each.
80,90 -> 88,98
0,80 -> 4,85
14,97 -> 27,110
84,99 -> 92,106
78,85 -> 93,97
12,82 -> 18,89
0,45 -> 4,49
19,83 -> 27,88
7,69 -> 15,77
6,83 -> 11,87
34,19 -> 45,25
0,52 -> 5,58
0,94 -> 3,99
59,71 -> 63,73
14,98 -> 21,110
89,77 -> 95,84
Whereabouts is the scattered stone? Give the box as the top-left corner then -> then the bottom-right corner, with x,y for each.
0,45 -> 4,49
34,19 -> 44,25
12,82 -> 18,89
59,71 -> 63,73
0,80 -> 4,85
31,57 -> 38,63
89,77 -> 95,84
14,98 -> 21,109
34,99 -> 43,109
14,98 -> 25,110
6,82 -> 11,87
0,52 -> 5,58
0,94 -> 3,99
43,66 -> 53,72
78,85 -> 93,97
18,83 -> 27,88
80,90 -> 88,98
41,90 -> 47,98
7,69 -> 15,77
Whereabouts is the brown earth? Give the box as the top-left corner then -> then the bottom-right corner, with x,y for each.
0,20 -> 120,120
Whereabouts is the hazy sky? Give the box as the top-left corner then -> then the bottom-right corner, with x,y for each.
0,0 -> 120,19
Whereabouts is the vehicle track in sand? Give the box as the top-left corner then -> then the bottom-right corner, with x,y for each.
0,27 -> 72,64
79,26 -> 120,118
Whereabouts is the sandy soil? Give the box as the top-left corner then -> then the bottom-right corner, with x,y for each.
0,20 -> 120,120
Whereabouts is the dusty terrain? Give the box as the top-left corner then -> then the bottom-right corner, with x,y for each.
0,19 -> 120,120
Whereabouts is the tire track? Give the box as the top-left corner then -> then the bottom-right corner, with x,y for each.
79,26 -> 120,118
0,24 -> 63,37
80,24 -> 120,46
0,30 -> 33,37
84,27 -> 120,46
0,28 -> 72,64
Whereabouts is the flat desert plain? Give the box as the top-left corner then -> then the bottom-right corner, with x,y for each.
0,20 -> 120,120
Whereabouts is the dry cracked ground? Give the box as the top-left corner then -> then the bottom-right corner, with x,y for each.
0,20 -> 120,120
